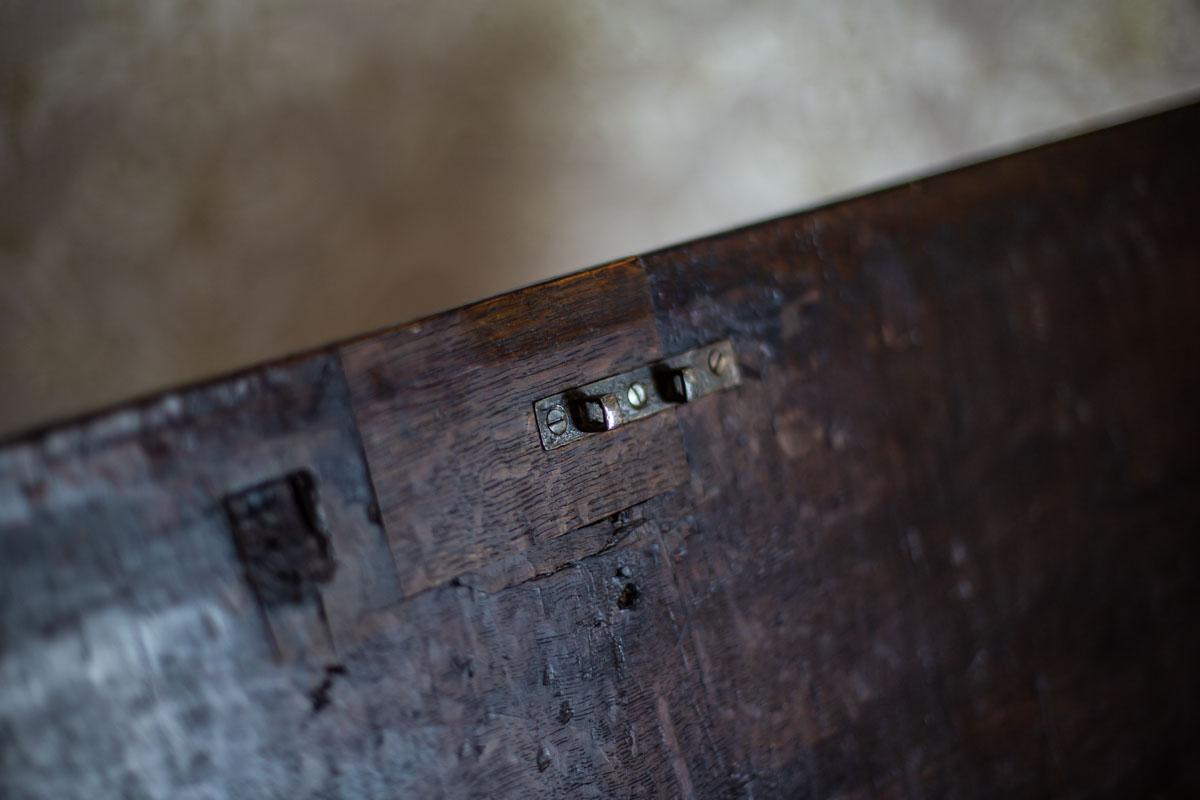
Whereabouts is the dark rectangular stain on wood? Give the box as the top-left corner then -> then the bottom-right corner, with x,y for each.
225,470 -> 336,607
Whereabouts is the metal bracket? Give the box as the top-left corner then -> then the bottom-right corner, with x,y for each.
534,339 -> 741,450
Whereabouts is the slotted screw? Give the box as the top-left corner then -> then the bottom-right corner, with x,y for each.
626,382 -> 648,409
546,405 -> 568,435
708,348 -> 727,375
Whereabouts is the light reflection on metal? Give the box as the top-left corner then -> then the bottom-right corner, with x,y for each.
534,340 -> 741,450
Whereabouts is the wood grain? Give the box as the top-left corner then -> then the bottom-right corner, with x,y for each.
0,361 -> 402,659
637,100 -> 1200,796
340,257 -> 688,598
1,103 -> 1198,798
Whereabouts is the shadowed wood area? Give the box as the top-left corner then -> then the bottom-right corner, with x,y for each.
1,103 -> 1198,798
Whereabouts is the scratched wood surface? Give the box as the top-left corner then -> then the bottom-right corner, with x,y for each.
341,258 -> 688,599
1,103 -> 1198,799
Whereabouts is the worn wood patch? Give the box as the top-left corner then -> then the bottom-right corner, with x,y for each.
341,258 -> 688,598
0,355 -> 400,668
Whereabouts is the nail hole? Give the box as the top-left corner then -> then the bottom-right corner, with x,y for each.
617,582 -> 640,610
308,663 -> 347,713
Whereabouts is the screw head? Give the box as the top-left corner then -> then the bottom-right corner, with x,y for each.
545,405 -> 568,435
708,348 -> 727,375
626,381 -> 647,409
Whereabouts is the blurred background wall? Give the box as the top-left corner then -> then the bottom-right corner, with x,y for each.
2,0 -> 1199,436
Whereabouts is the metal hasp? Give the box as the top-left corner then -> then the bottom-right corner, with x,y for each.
534,339 -> 741,450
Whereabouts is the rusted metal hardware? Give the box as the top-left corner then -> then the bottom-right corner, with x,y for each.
534,339 -> 740,450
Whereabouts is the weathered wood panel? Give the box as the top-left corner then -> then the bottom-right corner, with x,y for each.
1,102 -> 1198,799
341,258 -> 687,598
0,356 -> 403,797
638,100 -> 1200,796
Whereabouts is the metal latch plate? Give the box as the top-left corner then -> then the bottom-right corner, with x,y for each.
534,339 -> 740,450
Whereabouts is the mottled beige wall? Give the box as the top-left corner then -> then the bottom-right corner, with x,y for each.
2,0 -> 1199,435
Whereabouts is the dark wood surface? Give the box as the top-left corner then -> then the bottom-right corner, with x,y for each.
2,102 -> 1198,799
341,258 -> 688,599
